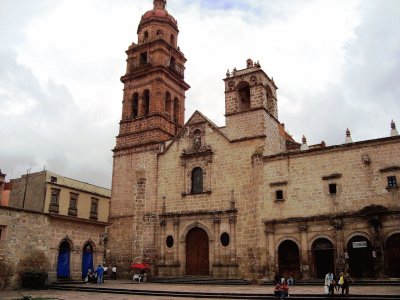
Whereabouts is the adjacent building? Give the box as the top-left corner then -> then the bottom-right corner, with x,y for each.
1,170 -> 111,285
108,0 -> 400,281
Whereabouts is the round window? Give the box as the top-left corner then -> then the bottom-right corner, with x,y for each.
166,235 -> 174,248
220,232 -> 230,247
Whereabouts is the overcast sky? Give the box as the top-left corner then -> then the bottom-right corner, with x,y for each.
1,0 -> 399,188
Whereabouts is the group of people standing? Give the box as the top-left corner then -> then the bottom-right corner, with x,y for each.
273,273 -> 293,299
325,270 -> 353,296
85,265 -> 117,284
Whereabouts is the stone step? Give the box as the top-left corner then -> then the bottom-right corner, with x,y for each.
49,285 -> 400,300
150,277 -> 250,285
261,279 -> 400,286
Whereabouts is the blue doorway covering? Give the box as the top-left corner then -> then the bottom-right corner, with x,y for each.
82,243 -> 94,279
57,241 -> 70,279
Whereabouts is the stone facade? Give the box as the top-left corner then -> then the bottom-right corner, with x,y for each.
1,171 -> 111,288
108,0 -> 400,280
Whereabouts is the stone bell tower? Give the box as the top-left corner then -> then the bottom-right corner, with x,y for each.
115,0 -> 190,154
109,0 -> 189,275
223,59 -> 282,154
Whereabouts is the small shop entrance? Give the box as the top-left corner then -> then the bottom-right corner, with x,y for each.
312,238 -> 335,278
278,240 -> 301,279
348,236 -> 374,278
186,227 -> 209,276
386,233 -> 400,277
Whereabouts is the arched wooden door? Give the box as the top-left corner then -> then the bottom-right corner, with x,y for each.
186,227 -> 209,276
386,233 -> 400,277
312,238 -> 335,278
348,236 -> 374,278
57,240 -> 71,279
278,240 -> 301,279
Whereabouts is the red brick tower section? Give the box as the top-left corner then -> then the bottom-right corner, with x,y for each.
109,0 -> 189,276
115,0 -> 190,153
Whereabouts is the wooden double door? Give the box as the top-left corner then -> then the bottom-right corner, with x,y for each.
186,227 -> 209,276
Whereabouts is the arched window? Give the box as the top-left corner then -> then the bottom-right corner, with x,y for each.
143,90 -> 150,116
143,31 -> 149,42
165,92 -> 171,116
170,34 -> 175,46
157,30 -> 163,38
237,81 -> 250,110
191,167 -> 203,194
173,97 -> 179,123
132,93 -> 139,118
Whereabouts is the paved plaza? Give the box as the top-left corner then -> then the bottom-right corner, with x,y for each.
1,280 -> 400,300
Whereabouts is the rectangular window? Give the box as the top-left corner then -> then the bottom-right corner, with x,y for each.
329,183 -> 337,194
388,176 -> 397,188
68,193 -> 78,216
140,52 -> 148,65
0,228 -> 2,241
90,198 -> 98,220
50,176 -> 57,183
275,190 -> 284,201
49,188 -> 60,213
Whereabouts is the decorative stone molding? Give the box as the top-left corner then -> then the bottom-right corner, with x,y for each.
379,166 -> 400,173
270,181 -> 288,187
299,222 -> 308,232
322,173 -> 342,181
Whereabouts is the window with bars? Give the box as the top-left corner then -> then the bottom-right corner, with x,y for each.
90,198 -> 98,220
49,188 -> 60,213
68,193 -> 78,216
387,176 -> 397,188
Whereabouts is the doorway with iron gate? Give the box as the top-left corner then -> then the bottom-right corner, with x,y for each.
311,238 -> 335,278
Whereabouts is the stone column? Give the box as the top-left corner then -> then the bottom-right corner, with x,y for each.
265,224 -> 275,279
213,217 -> 221,264
332,218 -> 345,274
229,216 -> 237,262
173,219 -> 180,265
299,222 -> 310,279
159,220 -> 166,263
369,215 -> 385,278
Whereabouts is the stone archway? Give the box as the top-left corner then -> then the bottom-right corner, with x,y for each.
386,233 -> 400,277
186,227 -> 209,276
278,240 -> 301,279
57,240 -> 71,279
311,238 -> 335,278
347,235 -> 374,278
82,242 -> 94,279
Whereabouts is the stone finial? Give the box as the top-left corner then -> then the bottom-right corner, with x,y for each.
300,135 -> 309,151
154,0 -> 166,10
345,128 -> 353,144
391,120 -> 398,137
246,58 -> 253,68
226,69 -> 230,77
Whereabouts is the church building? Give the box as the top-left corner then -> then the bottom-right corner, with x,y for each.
108,0 -> 400,280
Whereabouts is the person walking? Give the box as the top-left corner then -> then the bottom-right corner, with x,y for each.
324,271 -> 334,295
111,266 -> 117,280
96,264 -> 104,284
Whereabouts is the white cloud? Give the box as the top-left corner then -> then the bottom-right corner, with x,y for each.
1,0 -> 399,187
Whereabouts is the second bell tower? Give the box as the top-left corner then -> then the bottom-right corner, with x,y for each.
115,0 -> 190,153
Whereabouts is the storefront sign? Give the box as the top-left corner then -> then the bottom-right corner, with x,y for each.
352,241 -> 367,248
